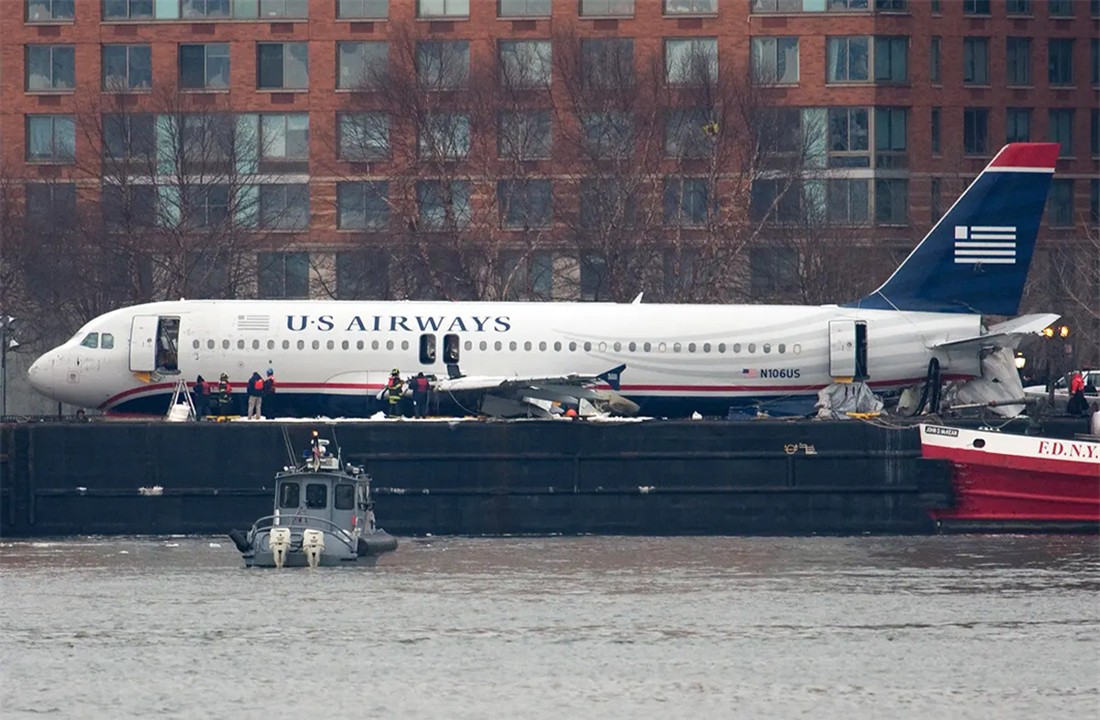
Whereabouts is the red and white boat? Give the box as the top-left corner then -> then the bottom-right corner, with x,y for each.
919,424 -> 1100,532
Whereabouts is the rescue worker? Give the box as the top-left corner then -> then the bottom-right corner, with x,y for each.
215,373 -> 233,416
385,368 -> 404,417
192,375 -> 210,420
262,368 -> 276,419
246,371 -> 264,420
1067,371 -> 1088,416
411,372 -> 430,418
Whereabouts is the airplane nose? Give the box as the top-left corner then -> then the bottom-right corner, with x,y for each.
27,353 -> 54,397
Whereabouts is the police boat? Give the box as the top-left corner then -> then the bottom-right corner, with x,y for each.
228,431 -> 398,568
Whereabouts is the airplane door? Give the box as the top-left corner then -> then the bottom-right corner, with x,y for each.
129,315 -> 159,372
828,320 -> 868,380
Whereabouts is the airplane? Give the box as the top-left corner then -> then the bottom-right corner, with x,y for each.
27,143 -> 1062,419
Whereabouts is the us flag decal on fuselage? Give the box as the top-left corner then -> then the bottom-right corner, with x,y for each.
953,225 -> 1017,265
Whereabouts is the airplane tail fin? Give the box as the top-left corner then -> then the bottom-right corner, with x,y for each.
845,143 -> 1059,315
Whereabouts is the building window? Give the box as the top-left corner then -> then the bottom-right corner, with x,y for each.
1046,179 -> 1073,227
337,41 -> 388,89
875,0 -> 906,9
1048,0 -> 1073,17
25,183 -> 76,231
1006,0 -> 1031,13
1006,37 -> 1031,86
930,177 -> 942,220
963,0 -> 989,14
1048,109 -> 1073,155
102,0 -> 154,20
580,255 -> 607,301
931,107 -> 941,154
259,114 -> 309,171
337,251 -> 390,300
417,180 -> 471,231
580,0 -> 633,16
27,0 -> 74,21
963,107 -> 989,155
256,0 -> 308,17
258,252 -> 310,299
418,114 -> 471,159
337,181 -> 389,230
665,38 -> 718,85
26,115 -> 75,163
103,184 -> 156,231
179,113 -> 235,170
25,45 -> 74,92
1093,38 -> 1099,85
665,0 -> 717,12
930,0 -> 940,12
874,178 -> 908,225
417,41 -> 469,90
1048,39 -> 1073,86
417,0 -> 468,17
102,45 -> 151,91
963,37 -> 989,85
751,37 -> 799,85
1006,108 -> 1031,142
826,37 -> 868,82
499,40 -> 552,89
337,0 -> 388,18
581,38 -> 634,88
259,184 -> 310,231
826,178 -> 869,224
182,185 -> 230,227
581,112 -> 632,158
257,43 -> 308,90
1091,108 -> 1099,157
103,113 -> 155,162
498,110 -> 552,159
750,0 -> 802,10
873,37 -> 907,83
580,178 -> 634,228
498,0 -> 550,17
874,107 -> 907,165
338,112 -> 390,161
665,108 -> 713,159
498,179 -> 552,229
179,43 -> 229,90
181,0 -> 230,18
664,177 -> 709,226
827,107 -> 870,167
750,248 -> 797,298
930,36 -> 940,83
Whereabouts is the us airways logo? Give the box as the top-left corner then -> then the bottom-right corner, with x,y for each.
953,226 -> 1017,265
287,314 -> 512,333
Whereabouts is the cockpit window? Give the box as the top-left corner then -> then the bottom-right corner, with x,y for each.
80,333 -> 99,349
101,333 -> 114,349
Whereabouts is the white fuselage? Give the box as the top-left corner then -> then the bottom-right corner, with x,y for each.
28,299 -> 983,414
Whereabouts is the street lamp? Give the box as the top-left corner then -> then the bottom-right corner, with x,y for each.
0,316 -> 18,417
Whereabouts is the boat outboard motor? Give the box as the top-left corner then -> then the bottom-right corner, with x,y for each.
301,529 -> 325,569
270,527 -> 292,569
228,529 -> 251,553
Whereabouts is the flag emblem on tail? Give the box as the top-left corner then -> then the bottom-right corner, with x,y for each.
953,226 -> 1017,265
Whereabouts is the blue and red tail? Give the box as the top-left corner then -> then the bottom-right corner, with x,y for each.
846,143 -> 1059,315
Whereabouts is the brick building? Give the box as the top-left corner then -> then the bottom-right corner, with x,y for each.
1,0 -> 1097,311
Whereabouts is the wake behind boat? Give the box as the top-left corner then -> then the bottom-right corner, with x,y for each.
228,430 -> 397,568
919,424 -> 1100,533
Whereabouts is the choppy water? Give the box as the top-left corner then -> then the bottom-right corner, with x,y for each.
1,536 -> 1097,719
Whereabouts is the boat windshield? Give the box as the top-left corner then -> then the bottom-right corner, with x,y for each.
278,482 -> 300,509
305,483 -> 327,509
335,483 -> 355,510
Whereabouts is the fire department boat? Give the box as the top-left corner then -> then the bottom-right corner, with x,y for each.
228,435 -> 398,568
919,424 -> 1100,533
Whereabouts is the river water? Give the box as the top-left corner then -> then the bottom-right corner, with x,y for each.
1,536 -> 1097,719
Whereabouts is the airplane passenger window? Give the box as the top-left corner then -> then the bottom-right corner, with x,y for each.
253,340 -> 260,350
778,344 -> 786,354
238,340 -> 245,350
312,340 -> 320,350
480,341 -> 487,351
702,343 -> 710,353
81,333 -> 99,348
763,344 -> 771,353
569,342 -> 577,351
297,340 -> 305,350
342,340 -> 349,350
688,343 -> 696,353
305,483 -> 327,509
386,340 -> 394,351
643,342 -> 651,352
539,341 -> 546,351
628,342 -> 636,352
463,340 -> 472,351
613,342 -> 621,352
102,333 -> 115,349
658,342 -> 667,353
278,482 -> 300,509
793,344 -> 801,354
718,343 -> 726,353
495,341 -> 502,351
748,344 -> 756,353
733,343 -> 741,353
598,342 -> 607,352
193,340 -> 200,349
509,341 -> 517,351
356,341 -> 364,350
327,340 -> 334,350
268,340 -> 276,350
584,342 -> 592,351
372,341 -> 379,350
673,343 -> 681,353
553,342 -> 561,352
222,340 -> 230,349
524,341 -> 532,351
209,340 -> 216,349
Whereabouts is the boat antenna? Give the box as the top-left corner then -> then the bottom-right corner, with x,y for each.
280,425 -> 296,467
331,425 -> 341,462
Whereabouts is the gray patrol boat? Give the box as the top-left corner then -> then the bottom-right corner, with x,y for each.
228,431 -> 397,568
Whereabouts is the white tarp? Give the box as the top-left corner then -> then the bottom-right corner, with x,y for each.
815,382 -> 884,419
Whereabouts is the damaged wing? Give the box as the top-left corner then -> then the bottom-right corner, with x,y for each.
432,364 -> 636,418
931,313 -> 1060,352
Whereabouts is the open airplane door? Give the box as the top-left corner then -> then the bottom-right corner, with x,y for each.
828,320 -> 868,380
129,315 -> 159,372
